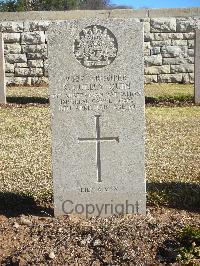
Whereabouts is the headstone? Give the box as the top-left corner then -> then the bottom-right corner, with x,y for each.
0,33 -> 6,104
195,29 -> 200,104
48,19 -> 146,217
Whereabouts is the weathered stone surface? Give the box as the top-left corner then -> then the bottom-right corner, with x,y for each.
188,49 -> 194,56
30,76 -> 48,85
26,51 -> 47,60
195,29 -> 200,103
172,40 -> 187,46
144,55 -> 162,66
158,74 -> 183,83
171,64 -> 194,73
153,33 -> 183,40
0,33 -> 6,103
27,59 -> 44,68
48,19 -> 146,217
145,65 -> 170,74
189,73 -> 194,83
6,76 -> 30,85
5,53 -> 27,64
24,20 -> 51,31
3,33 -> 21,43
15,62 -> 28,68
21,32 -> 45,44
161,46 -> 185,57
182,73 -> 190,83
21,44 -> 47,53
0,21 -> 23,33
5,62 -> 14,73
188,40 -> 194,48
151,40 -> 171,47
162,57 -> 188,65
150,18 -> 176,32
144,75 -> 157,83
15,67 -> 43,77
144,33 -> 154,42
144,42 -> 151,55
176,18 -> 197,32
183,32 -> 195,39
4,43 -> 21,54
151,47 -> 161,55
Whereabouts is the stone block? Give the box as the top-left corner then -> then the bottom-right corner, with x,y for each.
27,60 -> 44,68
3,33 -> 21,43
21,32 -> 46,44
5,63 -> 14,73
151,47 -> 161,55
189,73 -> 194,83
176,18 -> 197,32
188,49 -> 194,56
15,62 -> 28,68
188,40 -> 194,48
161,46 -> 185,57
6,76 -> 29,86
24,21 -> 51,31
144,33 -> 154,42
26,51 -> 48,60
150,18 -> 176,32
182,73 -> 190,83
144,75 -> 157,83
5,54 -> 27,64
21,44 -> 47,53
15,67 -> 43,77
145,65 -> 170,75
172,40 -> 188,46
158,74 -> 183,83
0,21 -> 23,33
144,55 -> 162,66
153,33 -> 183,41
30,76 -> 48,85
183,32 -> 195,40
151,40 -> 172,47
4,43 -> 21,54
171,64 -> 194,73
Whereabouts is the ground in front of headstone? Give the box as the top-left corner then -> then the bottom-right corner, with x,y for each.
0,207 -> 199,265
0,85 -> 199,265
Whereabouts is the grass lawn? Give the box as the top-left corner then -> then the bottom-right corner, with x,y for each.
0,84 -> 199,211
0,84 -> 199,265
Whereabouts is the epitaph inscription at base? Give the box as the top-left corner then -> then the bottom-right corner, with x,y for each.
48,19 -> 146,217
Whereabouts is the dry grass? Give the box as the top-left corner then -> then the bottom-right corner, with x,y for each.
145,83 -> 194,98
0,85 -> 199,210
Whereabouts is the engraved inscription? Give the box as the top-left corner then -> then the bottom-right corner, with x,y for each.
54,74 -> 141,112
78,115 -> 119,183
74,25 -> 118,69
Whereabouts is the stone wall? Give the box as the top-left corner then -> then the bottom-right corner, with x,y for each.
0,8 -> 200,85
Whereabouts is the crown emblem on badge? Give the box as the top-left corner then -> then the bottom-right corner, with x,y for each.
74,25 -> 118,69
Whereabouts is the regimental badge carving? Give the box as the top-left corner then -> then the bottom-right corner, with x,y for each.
74,25 -> 118,69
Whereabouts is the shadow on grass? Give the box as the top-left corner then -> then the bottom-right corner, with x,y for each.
147,181 -> 200,212
0,192 -> 53,218
6,96 -> 49,105
145,95 -> 194,105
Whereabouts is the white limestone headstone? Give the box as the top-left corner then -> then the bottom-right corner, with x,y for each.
48,19 -> 146,217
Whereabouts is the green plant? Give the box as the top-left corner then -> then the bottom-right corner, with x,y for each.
177,226 -> 200,264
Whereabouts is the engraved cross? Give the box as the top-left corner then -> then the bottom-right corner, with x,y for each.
78,115 -> 119,182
